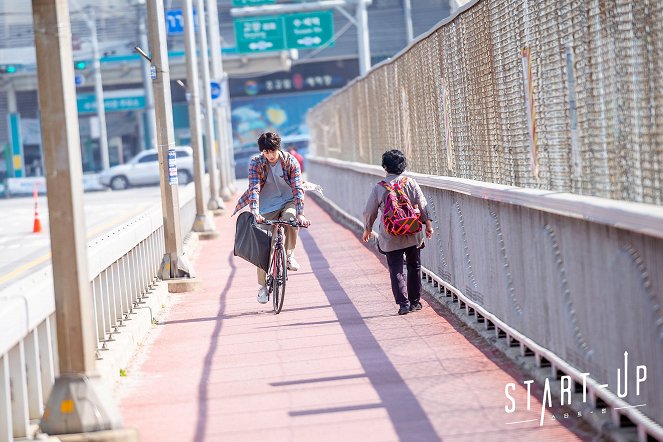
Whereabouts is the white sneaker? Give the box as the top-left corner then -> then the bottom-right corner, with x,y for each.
287,256 -> 300,271
257,286 -> 269,304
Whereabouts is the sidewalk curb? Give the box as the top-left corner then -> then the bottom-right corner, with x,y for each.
95,231 -> 201,383
47,428 -> 139,442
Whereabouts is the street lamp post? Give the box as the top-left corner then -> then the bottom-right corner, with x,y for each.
197,0 -> 224,214
356,0 -> 371,75
138,1 -> 157,150
145,0 -> 196,281
182,0 -> 217,237
207,0 -> 235,201
403,0 -> 413,44
85,7 -> 110,171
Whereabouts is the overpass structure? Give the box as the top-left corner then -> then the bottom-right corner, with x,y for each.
1,0 -> 662,441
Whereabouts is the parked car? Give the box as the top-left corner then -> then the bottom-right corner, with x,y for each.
98,146 -> 194,190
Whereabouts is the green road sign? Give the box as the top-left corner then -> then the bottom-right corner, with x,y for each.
284,11 -> 334,50
234,11 -> 334,54
234,16 -> 285,53
232,0 -> 276,6
77,94 -> 145,114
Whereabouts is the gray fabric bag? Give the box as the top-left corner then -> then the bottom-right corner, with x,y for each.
234,211 -> 272,272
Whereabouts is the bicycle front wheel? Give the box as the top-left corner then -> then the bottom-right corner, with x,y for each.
272,245 -> 287,314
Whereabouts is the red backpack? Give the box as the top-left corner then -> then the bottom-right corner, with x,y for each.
378,177 -> 422,236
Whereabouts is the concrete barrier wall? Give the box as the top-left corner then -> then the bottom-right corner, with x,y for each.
309,157 -> 663,428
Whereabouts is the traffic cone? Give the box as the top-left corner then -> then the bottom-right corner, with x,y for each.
33,183 -> 42,233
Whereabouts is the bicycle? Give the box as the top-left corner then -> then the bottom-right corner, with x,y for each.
260,218 -> 309,314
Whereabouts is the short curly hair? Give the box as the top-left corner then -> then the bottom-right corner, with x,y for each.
381,149 -> 407,174
257,132 -> 281,152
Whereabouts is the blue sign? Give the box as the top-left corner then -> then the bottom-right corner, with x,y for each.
166,9 -> 197,35
231,90 -> 331,149
168,148 -> 178,185
210,82 -> 221,100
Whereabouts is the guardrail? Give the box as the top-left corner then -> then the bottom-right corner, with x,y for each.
0,180 -> 202,442
308,156 -> 663,441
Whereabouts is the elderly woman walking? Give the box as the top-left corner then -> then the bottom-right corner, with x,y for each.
362,149 -> 434,315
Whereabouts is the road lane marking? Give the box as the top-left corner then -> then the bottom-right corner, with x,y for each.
0,252 -> 52,285
0,206 -> 151,286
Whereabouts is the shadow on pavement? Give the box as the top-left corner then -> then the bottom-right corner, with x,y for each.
300,228 -> 441,440
193,252 -> 235,442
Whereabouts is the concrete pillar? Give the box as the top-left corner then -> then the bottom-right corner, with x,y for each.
146,0 -> 195,280
183,0 -> 216,237
197,0 -> 224,215
31,0 -> 128,436
207,0 -> 234,200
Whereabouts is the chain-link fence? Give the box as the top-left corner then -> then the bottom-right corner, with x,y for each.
308,0 -> 663,205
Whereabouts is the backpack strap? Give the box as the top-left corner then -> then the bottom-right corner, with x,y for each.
378,180 -> 392,191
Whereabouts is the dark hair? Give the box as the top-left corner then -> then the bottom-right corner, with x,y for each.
381,149 -> 407,174
257,132 -> 281,152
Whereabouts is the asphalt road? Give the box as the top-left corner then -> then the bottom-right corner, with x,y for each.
0,186 -> 164,292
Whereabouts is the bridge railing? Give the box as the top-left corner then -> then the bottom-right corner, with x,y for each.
0,181 -> 201,442
308,157 -> 663,440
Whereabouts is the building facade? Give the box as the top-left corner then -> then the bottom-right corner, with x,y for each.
0,0 -> 453,182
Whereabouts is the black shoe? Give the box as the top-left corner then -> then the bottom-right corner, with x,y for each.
409,302 -> 422,312
398,304 -> 410,315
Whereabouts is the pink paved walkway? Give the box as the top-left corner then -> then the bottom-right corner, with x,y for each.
117,198 -> 597,441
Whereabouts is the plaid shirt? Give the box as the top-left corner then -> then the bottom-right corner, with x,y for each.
233,150 -> 305,216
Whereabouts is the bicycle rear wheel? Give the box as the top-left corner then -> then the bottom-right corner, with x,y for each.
272,244 -> 287,314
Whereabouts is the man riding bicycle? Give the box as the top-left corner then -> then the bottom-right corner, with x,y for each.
233,132 -> 311,304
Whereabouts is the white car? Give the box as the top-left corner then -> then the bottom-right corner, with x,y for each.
98,146 -> 194,190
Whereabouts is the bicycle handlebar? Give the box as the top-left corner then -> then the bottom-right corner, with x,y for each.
260,218 -> 309,228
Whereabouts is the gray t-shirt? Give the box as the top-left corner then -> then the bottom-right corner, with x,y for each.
259,159 -> 295,214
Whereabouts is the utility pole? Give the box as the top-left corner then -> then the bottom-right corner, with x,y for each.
403,0 -> 413,44
197,0 -> 224,214
88,8 -> 111,170
138,1 -> 157,150
207,0 -> 234,201
183,0 -> 216,236
356,0 -> 371,75
31,0 -> 133,438
146,0 -> 195,281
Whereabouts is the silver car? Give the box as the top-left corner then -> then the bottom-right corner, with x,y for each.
98,146 -> 194,190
